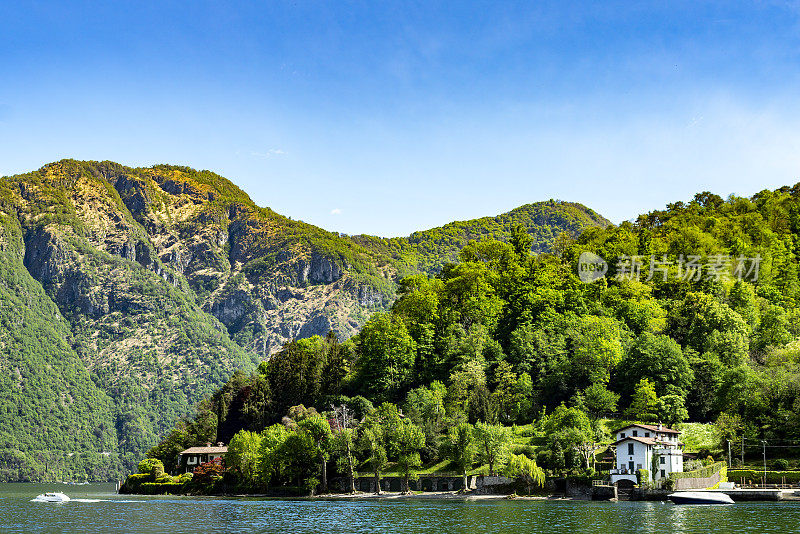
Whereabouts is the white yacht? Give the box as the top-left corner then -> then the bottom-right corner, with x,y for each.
668,491 -> 734,504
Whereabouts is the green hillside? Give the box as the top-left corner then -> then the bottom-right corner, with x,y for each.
0,159 -> 606,481
148,186 -> 800,493
353,200 -> 609,275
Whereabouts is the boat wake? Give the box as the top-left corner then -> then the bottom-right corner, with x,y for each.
71,498 -> 139,503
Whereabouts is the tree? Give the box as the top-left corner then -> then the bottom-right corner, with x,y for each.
567,315 -> 624,385
543,404 -> 593,437
673,292 -> 749,367
509,224 -> 533,259
404,381 -> 447,462
626,378 -> 659,422
617,333 -> 693,397
573,441 -> 603,471
265,337 -> 328,415
227,430 -> 263,484
447,422 -> 475,490
357,418 -> 387,494
575,382 -> 620,420
656,394 -> 689,427
146,422 -> 189,474
296,414 -> 333,493
473,422 -> 511,475
504,453 -> 545,494
393,420 -> 426,493
715,412 -> 744,452
445,360 -> 486,419
356,313 -> 417,400
541,404 -> 594,473
492,361 -> 528,424
330,403 -> 357,493
258,424 -> 289,486
240,374 -> 272,430
192,457 -> 225,486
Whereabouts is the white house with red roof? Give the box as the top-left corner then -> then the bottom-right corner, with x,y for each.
610,423 -> 683,485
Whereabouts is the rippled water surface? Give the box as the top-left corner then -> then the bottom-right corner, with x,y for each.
1,483 -> 799,533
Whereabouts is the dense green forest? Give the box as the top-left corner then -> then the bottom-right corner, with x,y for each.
0,160 -> 605,482
144,188 -> 800,493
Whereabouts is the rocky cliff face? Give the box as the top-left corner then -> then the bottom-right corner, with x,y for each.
0,159 -> 608,478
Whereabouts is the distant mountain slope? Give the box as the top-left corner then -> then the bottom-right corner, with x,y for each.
0,159 -> 609,480
353,201 -> 610,275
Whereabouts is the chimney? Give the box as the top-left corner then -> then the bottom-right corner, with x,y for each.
205,442 -> 211,447
658,423 -> 662,431
217,442 -> 224,447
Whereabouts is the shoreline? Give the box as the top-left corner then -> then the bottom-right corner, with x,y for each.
225,491 -> 575,501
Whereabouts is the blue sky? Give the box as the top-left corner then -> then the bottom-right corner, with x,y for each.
2,1 -> 800,236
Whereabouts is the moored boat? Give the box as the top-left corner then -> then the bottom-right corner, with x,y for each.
668,491 -> 734,504
31,492 -> 71,503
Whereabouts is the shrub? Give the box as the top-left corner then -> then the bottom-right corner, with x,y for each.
138,458 -> 165,479
774,459 -> 789,471
140,482 -> 185,495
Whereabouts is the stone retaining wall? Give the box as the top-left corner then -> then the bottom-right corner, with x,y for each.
675,470 -> 721,491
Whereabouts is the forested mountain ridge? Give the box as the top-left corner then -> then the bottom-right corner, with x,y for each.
0,159 -> 606,481
352,201 -> 609,275
150,187 -> 800,492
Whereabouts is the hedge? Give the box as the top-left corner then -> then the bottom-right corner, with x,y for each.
125,473 -> 151,483
139,482 -> 186,495
669,461 -> 726,482
728,470 -> 800,484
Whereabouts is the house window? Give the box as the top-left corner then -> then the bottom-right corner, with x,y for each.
660,457 -> 665,464
645,432 -> 650,437
633,430 -> 638,437
620,433 -> 626,438
628,443 -> 634,455
661,469 -> 665,478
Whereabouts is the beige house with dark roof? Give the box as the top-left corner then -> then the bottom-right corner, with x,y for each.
178,442 -> 227,473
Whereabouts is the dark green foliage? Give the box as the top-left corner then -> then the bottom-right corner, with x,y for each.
8,159 -> 800,484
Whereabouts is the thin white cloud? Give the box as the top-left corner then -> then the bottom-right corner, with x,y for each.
330,208 -> 342,215
250,148 -> 286,159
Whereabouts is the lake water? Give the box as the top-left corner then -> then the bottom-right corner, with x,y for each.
1,483 -> 799,533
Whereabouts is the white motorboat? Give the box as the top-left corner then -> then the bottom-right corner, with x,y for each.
668,491 -> 734,504
31,492 -> 70,503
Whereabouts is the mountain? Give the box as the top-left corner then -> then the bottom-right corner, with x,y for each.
0,159 -> 608,480
353,200 -> 609,275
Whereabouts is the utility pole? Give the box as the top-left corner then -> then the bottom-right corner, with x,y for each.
741,437 -> 744,466
727,440 -> 732,468
761,440 -> 767,486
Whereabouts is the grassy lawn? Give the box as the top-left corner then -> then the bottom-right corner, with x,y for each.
679,422 -> 720,453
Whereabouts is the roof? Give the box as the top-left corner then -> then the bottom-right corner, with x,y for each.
614,436 -> 657,446
179,446 -> 228,455
614,423 -> 681,435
